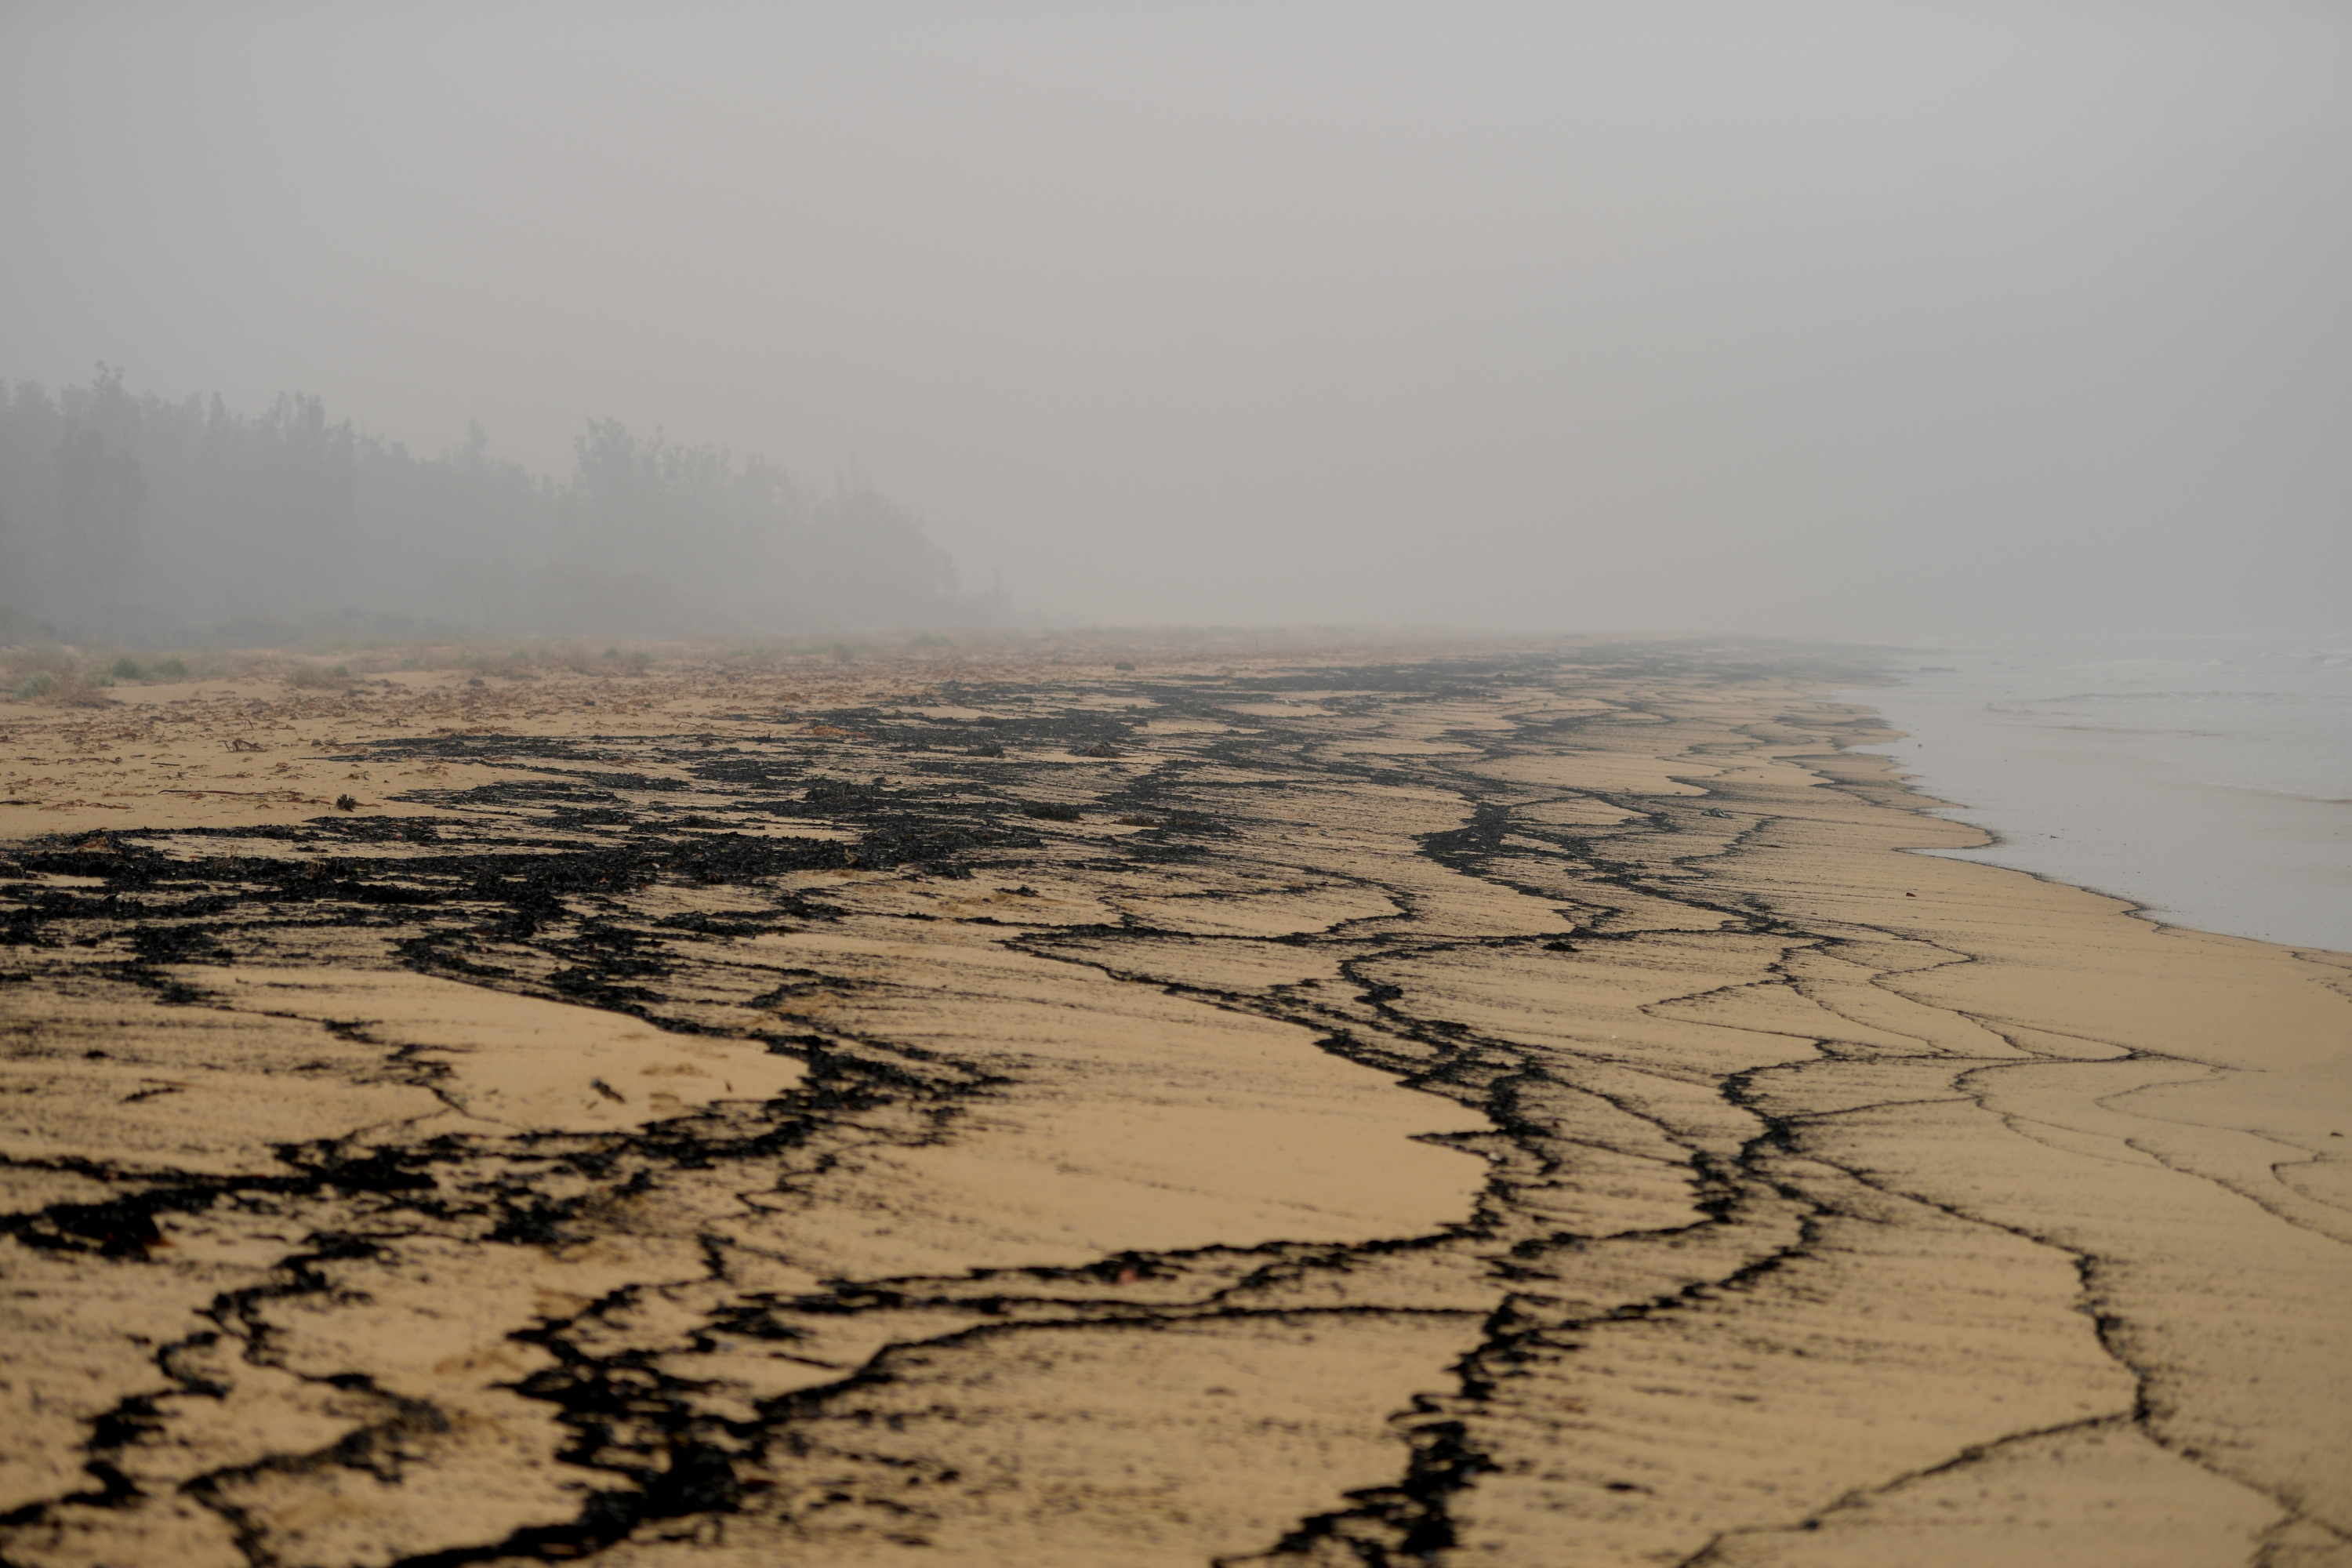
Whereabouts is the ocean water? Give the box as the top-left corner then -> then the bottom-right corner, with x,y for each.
1829,633 -> 2352,955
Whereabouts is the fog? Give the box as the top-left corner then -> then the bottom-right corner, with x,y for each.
0,372 -> 962,641
3,2 -> 2347,640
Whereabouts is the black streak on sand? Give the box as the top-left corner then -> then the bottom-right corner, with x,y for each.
2,645 -> 2199,1568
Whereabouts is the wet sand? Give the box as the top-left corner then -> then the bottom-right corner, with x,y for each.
1838,642 -> 2352,955
2,639 -> 2347,1567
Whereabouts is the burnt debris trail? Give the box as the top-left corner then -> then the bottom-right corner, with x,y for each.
3,644 -> 2342,1567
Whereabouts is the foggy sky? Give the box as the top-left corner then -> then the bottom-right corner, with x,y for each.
4,2 -> 2347,637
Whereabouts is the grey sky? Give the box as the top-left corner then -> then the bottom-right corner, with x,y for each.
4,2 -> 2347,635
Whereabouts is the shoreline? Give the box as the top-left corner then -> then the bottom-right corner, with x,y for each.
1833,637 -> 2352,957
2,639 -> 2346,1565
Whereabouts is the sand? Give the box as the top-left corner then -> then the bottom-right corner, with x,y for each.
1,639 -> 2345,1567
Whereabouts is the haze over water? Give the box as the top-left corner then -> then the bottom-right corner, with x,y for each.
1847,633 -> 2352,954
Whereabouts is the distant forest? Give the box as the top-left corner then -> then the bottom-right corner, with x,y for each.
0,366 -> 975,643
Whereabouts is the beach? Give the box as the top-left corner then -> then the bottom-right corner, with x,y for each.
2,637 -> 2346,1567
1841,633 -> 2352,956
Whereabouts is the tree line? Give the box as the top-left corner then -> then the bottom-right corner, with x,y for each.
0,366 -> 973,642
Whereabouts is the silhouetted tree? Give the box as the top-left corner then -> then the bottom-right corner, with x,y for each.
0,368 -> 973,640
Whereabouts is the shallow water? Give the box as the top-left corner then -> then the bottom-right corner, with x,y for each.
1835,632 -> 2352,954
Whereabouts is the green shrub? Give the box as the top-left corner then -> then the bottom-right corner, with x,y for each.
109,656 -> 147,681
13,671 -> 59,699
151,655 -> 189,680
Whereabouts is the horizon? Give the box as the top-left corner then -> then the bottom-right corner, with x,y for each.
5,4 -> 2348,639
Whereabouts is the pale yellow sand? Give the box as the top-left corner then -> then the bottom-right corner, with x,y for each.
0,640 -> 2343,1566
